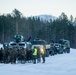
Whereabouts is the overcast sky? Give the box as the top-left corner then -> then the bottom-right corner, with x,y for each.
0,0 -> 76,18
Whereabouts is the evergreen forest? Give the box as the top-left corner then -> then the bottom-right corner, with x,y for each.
0,9 -> 76,48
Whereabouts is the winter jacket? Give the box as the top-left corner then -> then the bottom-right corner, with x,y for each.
33,48 -> 37,56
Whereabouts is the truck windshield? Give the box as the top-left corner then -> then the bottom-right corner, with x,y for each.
32,40 -> 45,45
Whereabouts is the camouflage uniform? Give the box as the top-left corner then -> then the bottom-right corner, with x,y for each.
3,48 -> 10,63
20,48 -> 26,64
10,48 -> 18,64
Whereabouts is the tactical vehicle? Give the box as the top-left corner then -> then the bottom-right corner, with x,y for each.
9,35 -> 25,49
9,41 -> 26,49
59,39 -> 70,53
9,35 -> 31,50
49,43 -> 55,55
31,39 -> 50,57
54,43 -> 63,54
49,43 -> 63,55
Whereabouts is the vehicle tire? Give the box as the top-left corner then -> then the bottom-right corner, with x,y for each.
67,48 -> 70,53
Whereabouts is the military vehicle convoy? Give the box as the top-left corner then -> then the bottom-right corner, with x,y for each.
9,36 -> 70,55
3,35 -> 70,57
1,34 -> 71,64
49,39 -> 70,55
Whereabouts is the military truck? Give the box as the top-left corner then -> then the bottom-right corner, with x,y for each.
59,39 -> 70,53
31,39 -> 50,57
49,43 -> 63,55
54,43 -> 63,54
49,43 -> 55,55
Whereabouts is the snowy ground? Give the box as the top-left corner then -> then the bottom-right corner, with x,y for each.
0,48 -> 76,75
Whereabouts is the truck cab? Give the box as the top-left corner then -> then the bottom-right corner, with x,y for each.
59,39 -> 70,53
31,39 -> 50,57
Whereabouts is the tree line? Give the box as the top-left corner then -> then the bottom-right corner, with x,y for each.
0,9 -> 76,48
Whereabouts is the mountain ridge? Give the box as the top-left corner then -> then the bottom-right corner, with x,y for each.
29,14 -> 57,22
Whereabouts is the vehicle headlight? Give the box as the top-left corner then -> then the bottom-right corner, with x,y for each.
64,47 -> 66,49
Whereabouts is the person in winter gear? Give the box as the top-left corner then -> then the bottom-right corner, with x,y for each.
10,47 -> 18,64
20,48 -> 26,64
0,48 -> 3,63
37,47 -> 41,63
32,46 -> 37,64
40,47 -> 46,63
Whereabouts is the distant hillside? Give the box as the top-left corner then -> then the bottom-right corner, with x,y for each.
33,14 -> 57,22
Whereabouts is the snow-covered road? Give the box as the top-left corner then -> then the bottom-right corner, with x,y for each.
0,48 -> 76,75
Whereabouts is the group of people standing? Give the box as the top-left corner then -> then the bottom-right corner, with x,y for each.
32,46 -> 46,64
0,46 -> 46,64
